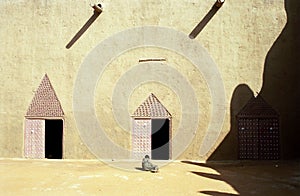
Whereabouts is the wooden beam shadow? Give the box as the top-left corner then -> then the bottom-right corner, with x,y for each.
66,6 -> 102,49
189,2 -> 223,39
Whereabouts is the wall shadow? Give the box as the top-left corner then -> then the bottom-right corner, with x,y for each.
209,0 -> 300,160
208,84 -> 254,160
260,0 -> 300,159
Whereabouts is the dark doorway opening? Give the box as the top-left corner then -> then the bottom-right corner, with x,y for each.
45,119 -> 63,159
151,119 -> 170,160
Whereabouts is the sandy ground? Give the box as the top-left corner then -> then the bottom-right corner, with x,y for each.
0,159 -> 299,196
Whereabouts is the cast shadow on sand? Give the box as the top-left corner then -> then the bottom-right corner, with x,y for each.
134,167 -> 144,171
181,160 -> 300,195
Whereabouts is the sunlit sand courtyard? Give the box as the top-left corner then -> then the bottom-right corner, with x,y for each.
0,159 -> 299,195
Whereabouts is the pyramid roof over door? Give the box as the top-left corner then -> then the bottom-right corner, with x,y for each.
26,74 -> 64,117
132,93 -> 171,118
237,94 -> 278,118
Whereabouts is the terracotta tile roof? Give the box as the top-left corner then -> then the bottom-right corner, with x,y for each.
237,94 -> 278,118
26,74 -> 64,117
132,93 -> 171,118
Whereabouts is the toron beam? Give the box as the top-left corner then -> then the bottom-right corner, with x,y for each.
215,0 -> 225,8
92,4 -> 103,13
66,4 -> 103,49
189,0 -> 224,39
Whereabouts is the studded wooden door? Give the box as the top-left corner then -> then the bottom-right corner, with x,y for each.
24,119 -> 45,159
238,118 -> 259,159
258,118 -> 280,160
238,118 -> 280,160
132,119 -> 151,160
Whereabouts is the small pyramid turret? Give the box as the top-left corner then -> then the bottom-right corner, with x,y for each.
26,74 -> 64,117
132,93 -> 171,118
237,94 -> 278,118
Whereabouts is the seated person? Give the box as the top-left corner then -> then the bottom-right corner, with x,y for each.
142,155 -> 159,172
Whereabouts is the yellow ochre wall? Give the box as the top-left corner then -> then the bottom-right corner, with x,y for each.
0,0 -> 299,160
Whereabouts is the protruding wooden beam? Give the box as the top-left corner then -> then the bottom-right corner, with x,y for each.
189,0 -> 225,39
215,0 -> 225,8
92,4 -> 103,14
66,4 -> 103,49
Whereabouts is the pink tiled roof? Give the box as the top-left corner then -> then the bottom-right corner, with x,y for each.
26,74 -> 64,117
132,93 -> 171,118
237,94 -> 278,118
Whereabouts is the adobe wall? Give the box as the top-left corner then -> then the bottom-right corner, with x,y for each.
1,0 -> 297,160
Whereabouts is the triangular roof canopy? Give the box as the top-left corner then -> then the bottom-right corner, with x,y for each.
26,74 -> 64,117
132,93 -> 171,118
237,94 -> 278,118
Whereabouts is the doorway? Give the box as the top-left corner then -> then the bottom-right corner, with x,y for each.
151,119 -> 170,160
45,119 -> 63,159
